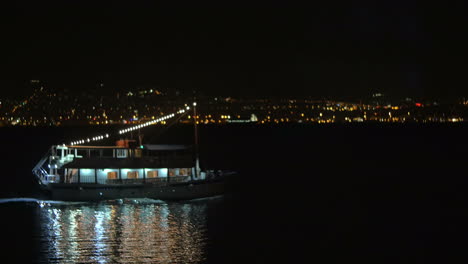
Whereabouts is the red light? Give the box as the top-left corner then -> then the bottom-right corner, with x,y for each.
415,103 -> 422,107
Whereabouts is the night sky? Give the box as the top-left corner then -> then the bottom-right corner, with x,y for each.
0,1 -> 465,100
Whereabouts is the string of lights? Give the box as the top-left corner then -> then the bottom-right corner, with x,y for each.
68,104 -> 192,146
70,134 -> 110,146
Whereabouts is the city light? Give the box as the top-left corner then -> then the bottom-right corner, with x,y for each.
4,86 -> 468,128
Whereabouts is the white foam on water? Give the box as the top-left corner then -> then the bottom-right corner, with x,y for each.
119,198 -> 167,204
0,197 -> 40,204
0,196 -> 222,206
186,195 -> 224,203
0,197 -> 91,206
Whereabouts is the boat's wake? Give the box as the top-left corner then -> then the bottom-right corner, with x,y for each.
0,195 -> 223,206
103,196 -> 223,204
0,197 -> 89,206
184,195 -> 224,203
0,197 -> 40,204
0,197 -> 169,206
111,198 -> 167,204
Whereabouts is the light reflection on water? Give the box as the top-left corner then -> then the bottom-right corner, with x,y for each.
37,200 -> 211,263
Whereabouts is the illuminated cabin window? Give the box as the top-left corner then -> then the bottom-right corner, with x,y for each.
116,149 -> 127,158
66,169 -> 79,183
135,149 -> 142,158
107,171 -> 118,179
168,169 -> 176,177
127,171 -> 139,179
179,168 -> 191,176
147,170 -> 158,178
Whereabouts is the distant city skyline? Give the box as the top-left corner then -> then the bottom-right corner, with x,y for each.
0,85 -> 466,127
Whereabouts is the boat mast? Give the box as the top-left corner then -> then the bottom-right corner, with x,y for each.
193,101 -> 200,178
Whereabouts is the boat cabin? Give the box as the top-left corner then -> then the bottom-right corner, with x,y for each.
38,141 -> 202,185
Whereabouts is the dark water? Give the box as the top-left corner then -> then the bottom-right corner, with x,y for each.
1,124 -> 468,263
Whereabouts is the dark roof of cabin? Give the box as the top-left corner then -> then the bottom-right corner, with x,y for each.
143,144 -> 191,151
67,145 -> 126,149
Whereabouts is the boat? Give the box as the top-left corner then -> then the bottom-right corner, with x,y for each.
32,102 -> 235,201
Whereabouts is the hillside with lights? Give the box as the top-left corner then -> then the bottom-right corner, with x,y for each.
0,81 -> 467,127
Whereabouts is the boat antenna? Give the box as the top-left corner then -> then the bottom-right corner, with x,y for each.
193,99 -> 200,178
138,128 -> 143,146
